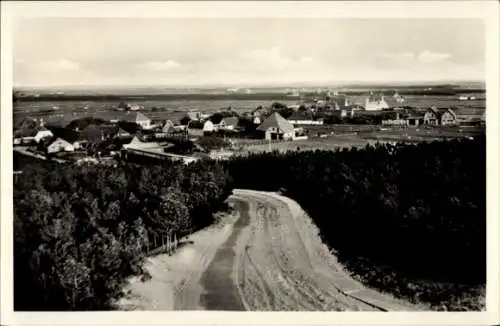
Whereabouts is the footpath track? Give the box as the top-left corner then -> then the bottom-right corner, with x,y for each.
176,190 -> 415,311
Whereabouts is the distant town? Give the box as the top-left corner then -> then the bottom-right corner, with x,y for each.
13,86 -> 485,170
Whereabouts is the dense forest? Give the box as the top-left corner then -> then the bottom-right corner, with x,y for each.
14,159 -> 232,310
13,136 -> 485,310
225,136 -> 486,310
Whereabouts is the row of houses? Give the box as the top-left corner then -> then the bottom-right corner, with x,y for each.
381,107 -> 459,127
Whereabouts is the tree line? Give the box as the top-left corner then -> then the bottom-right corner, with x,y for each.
224,136 -> 486,310
14,159 -> 232,310
14,136 -> 485,310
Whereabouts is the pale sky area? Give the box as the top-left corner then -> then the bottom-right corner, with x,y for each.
13,18 -> 485,87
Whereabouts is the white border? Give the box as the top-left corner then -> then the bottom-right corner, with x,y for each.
1,1 -> 499,326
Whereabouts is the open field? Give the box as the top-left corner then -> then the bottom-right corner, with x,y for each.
234,124 -> 485,154
13,90 -> 485,127
12,99 -> 297,126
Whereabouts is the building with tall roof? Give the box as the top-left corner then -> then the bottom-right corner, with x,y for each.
256,112 -> 296,140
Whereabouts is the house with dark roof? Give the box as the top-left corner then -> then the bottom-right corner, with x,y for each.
13,126 -> 53,145
256,112 -> 296,140
120,112 -> 151,129
219,117 -> 239,130
79,124 -> 117,142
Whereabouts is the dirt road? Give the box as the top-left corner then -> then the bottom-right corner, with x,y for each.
118,189 -> 417,311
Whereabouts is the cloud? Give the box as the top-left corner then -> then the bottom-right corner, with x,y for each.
237,46 -> 316,72
39,59 -> 81,72
378,52 -> 415,64
378,50 -> 452,65
417,50 -> 451,63
138,60 -> 182,71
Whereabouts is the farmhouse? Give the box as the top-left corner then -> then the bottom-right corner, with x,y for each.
13,126 -> 53,145
256,112 -> 296,141
424,107 -> 457,126
120,112 -> 152,130
203,120 -> 216,134
46,137 -> 75,153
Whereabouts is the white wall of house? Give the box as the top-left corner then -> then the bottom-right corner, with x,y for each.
138,120 -> 152,129
35,130 -> 53,142
203,120 -> 215,132
288,119 -> 324,125
441,111 -> 457,126
47,138 -> 74,153
424,112 -> 439,125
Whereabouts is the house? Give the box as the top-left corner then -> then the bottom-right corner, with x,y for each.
120,112 -> 151,130
123,136 -> 160,150
162,120 -> 175,133
256,112 -> 296,141
47,137 -> 75,153
203,120 -> 216,134
79,124 -> 116,142
287,111 -> 323,125
424,107 -> 457,126
381,111 -> 410,126
365,92 -> 389,111
115,128 -> 132,139
219,117 -> 239,130
13,126 -> 53,145
329,95 -> 351,110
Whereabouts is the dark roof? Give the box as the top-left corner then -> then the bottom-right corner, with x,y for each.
256,112 -> 294,133
221,117 -> 239,127
48,127 -> 82,143
14,126 -> 50,138
120,112 -> 150,123
79,124 -> 117,141
288,111 -> 314,121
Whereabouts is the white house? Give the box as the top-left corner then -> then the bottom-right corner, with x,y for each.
365,92 -> 389,111
47,138 -> 75,153
13,127 -> 53,145
203,120 -> 216,133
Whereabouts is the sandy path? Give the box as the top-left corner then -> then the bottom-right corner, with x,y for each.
117,190 -> 418,311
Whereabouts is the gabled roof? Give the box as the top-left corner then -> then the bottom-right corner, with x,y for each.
47,137 -> 73,148
14,126 -> 51,138
426,107 -> 456,118
256,112 -> 294,133
120,112 -> 150,123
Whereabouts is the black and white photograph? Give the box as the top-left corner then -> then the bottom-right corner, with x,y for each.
1,1 -> 499,325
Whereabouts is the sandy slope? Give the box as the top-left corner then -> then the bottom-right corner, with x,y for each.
117,190 -> 418,311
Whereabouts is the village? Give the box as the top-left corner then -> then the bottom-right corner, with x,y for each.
13,90 -> 485,167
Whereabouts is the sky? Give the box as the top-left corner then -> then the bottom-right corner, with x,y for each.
13,18 -> 485,87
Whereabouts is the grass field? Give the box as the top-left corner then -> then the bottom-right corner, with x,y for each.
235,125 -> 485,154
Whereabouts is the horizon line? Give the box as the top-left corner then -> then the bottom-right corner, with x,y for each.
14,79 -> 486,90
